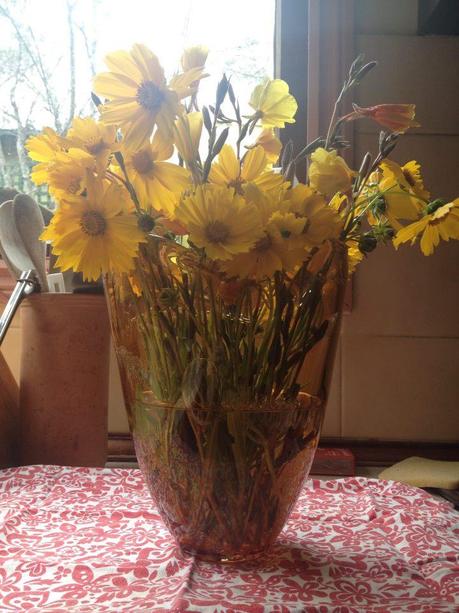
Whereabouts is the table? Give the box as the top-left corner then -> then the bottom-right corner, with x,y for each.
1,465 -> 458,612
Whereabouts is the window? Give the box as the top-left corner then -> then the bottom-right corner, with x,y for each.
0,0 -> 276,201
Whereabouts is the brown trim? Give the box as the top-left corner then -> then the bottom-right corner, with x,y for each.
108,432 -> 459,467
274,0 -> 309,181
107,433 -> 134,461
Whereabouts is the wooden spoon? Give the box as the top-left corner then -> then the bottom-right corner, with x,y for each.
0,200 -> 41,343
0,201 -> 21,281
0,200 -> 36,278
13,194 -> 49,292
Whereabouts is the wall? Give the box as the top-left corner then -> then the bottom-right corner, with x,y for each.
321,0 -> 459,441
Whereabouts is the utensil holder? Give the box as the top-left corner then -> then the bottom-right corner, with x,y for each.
19,293 -> 110,466
0,350 -> 19,468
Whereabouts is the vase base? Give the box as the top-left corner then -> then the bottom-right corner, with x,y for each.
178,544 -> 271,564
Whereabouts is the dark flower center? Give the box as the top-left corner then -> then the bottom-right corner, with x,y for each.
132,150 -> 154,174
228,178 -> 244,195
205,221 -> 230,243
137,80 -> 165,112
87,139 -> 108,156
255,234 -> 272,251
138,213 -> 156,232
80,210 -> 107,236
403,170 -> 416,188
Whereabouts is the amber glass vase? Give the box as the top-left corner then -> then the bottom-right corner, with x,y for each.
105,236 -> 347,562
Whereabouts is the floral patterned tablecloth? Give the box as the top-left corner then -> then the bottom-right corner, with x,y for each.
0,465 -> 458,612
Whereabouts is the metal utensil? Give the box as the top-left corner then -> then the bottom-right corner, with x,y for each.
13,194 -> 49,292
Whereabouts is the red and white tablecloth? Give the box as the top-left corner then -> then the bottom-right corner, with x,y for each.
0,465 -> 458,612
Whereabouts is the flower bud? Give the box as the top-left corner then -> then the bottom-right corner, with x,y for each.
426,198 -> 446,214
138,213 -> 156,233
349,103 -> 420,133
359,233 -> 377,253
181,46 -> 208,72
216,75 -> 229,109
246,129 -> 282,164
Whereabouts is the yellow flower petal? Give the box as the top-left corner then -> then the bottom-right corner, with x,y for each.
181,46 -> 208,71
175,185 -> 263,261
93,72 -> 139,98
308,148 -> 354,197
241,146 -> 267,182
420,223 -> 438,255
130,43 -> 165,84
209,145 -> 240,185
393,217 -> 429,248
250,79 -> 297,128
43,182 -> 146,281
103,49 -> 143,82
247,129 -> 282,164
174,112 -> 203,164
94,44 -> 193,147
401,160 -> 430,201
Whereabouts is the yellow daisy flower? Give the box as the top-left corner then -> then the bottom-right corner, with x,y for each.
34,149 -> 96,199
42,175 -> 146,281
222,211 -> 307,280
249,79 -> 298,128
393,198 -> 459,255
93,43 -> 204,147
121,131 -> 190,216
27,128 -> 70,186
246,129 -> 282,164
26,127 -> 68,163
209,144 -> 285,193
175,184 -> 263,261
243,182 -> 288,226
288,183 -> 343,247
371,160 -> 424,230
66,117 -> 117,172
399,160 -> 430,202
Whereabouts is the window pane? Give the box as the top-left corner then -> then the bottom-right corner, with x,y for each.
0,1 -> 276,131
95,0 -> 276,97
0,0 -> 275,198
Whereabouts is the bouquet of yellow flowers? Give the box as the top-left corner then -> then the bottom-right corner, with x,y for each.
26,45 -> 459,562
27,46 -> 459,283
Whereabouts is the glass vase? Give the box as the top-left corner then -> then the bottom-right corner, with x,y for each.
105,236 -> 347,562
